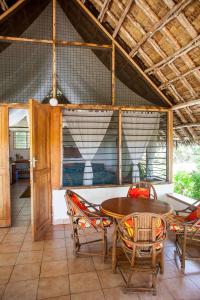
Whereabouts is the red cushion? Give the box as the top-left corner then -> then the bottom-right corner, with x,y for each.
185,205 -> 200,223
128,187 -> 150,199
71,194 -> 87,211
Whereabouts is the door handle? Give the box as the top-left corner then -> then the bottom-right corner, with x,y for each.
29,157 -> 38,168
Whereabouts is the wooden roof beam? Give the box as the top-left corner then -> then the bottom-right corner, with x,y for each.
145,34 -> 200,73
172,99 -> 200,110
174,123 -> 200,130
0,0 -> 27,23
129,0 -> 191,57
98,0 -> 111,23
163,0 -> 197,38
113,0 -> 134,38
160,66 -> 200,90
0,0 -> 8,11
74,0 -> 173,107
135,0 -> 200,82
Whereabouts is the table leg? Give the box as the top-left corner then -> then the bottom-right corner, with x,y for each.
112,220 -> 118,273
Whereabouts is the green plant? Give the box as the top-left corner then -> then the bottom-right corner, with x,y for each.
174,171 -> 200,199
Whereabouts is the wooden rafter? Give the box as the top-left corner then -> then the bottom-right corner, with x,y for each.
77,0 -> 199,141
172,99 -> 200,110
74,0 -> 172,108
112,0 -> 133,38
174,123 -> 200,130
0,0 -> 27,23
160,66 -> 200,90
98,0 -> 111,23
135,0 -> 200,84
129,0 -> 191,57
145,35 -> 200,73
162,0 -> 197,38
0,0 -> 8,11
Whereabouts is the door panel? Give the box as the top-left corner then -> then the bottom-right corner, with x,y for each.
0,105 -> 10,227
30,100 -> 51,241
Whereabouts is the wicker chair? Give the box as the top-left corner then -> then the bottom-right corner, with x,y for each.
115,212 -> 167,295
127,181 -> 157,200
166,208 -> 200,272
65,190 -> 112,259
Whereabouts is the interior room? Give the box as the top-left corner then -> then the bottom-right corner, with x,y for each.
9,109 -> 31,227
0,0 -> 200,299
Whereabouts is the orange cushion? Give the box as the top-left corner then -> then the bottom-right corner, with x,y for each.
128,187 -> 150,199
71,194 -> 87,211
185,205 -> 200,223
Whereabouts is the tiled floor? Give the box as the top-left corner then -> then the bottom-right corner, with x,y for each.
0,183 -> 200,299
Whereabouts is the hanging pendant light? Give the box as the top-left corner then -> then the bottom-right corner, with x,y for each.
49,97 -> 58,106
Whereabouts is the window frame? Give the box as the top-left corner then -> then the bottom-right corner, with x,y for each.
61,107 -> 171,188
13,131 -> 30,150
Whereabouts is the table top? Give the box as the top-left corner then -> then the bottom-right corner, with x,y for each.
100,197 -> 172,219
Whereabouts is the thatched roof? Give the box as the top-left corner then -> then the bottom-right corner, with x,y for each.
0,0 -> 200,142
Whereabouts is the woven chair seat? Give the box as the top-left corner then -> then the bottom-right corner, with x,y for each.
77,216 -> 112,229
166,213 -> 199,233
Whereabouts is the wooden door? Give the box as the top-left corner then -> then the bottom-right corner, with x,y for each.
30,100 -> 52,241
0,105 -> 10,227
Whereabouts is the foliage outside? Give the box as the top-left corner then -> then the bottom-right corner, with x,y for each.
173,145 -> 200,200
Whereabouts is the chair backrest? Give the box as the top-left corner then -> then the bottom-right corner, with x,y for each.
65,190 -> 99,229
127,181 -> 157,200
117,212 -> 167,259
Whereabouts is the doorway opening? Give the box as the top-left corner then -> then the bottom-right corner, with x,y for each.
9,109 -> 31,227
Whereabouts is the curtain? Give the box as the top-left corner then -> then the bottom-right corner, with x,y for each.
9,109 -> 29,127
123,111 -> 160,182
63,110 -> 113,185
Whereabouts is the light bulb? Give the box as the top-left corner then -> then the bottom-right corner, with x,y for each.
49,98 -> 58,106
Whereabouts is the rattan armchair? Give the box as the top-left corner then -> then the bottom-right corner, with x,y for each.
166,210 -> 200,272
127,181 -> 157,200
115,212 -> 167,295
65,190 -> 112,259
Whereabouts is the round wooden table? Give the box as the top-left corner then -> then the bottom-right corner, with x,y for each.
100,197 -> 172,272
101,197 -> 172,219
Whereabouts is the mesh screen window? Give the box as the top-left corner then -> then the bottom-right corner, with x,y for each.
122,111 -> 167,184
14,131 -> 29,150
62,109 -> 118,187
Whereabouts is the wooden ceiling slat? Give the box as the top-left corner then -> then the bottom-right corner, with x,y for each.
0,0 -> 27,23
129,0 -> 191,57
172,99 -> 200,110
145,34 -> 200,73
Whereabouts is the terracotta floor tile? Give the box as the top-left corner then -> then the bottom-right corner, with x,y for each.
21,241 -> 44,252
42,297 -> 70,300
71,290 -> 105,300
37,276 -> 70,299
16,250 -> 42,265
45,231 -> 65,240
44,239 -> 66,250
97,269 -> 124,289
158,260 -> 184,280
103,287 -> 140,300
68,257 -> 95,274
163,276 -> 200,300
40,260 -> 68,277
2,279 -> 38,300
0,266 -> 13,285
0,242 -> 21,254
92,256 -> 112,270
3,234 -> 25,243
0,284 -> 6,298
0,253 -> 18,267
10,263 -> 40,281
42,248 -> 67,262
69,271 -> 101,294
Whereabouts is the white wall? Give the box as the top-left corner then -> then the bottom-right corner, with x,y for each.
52,183 -> 185,225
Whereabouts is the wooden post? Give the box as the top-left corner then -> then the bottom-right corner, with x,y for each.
112,42 -> 115,105
167,110 -> 173,182
118,109 -> 122,184
51,107 -> 62,189
52,0 -> 56,98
